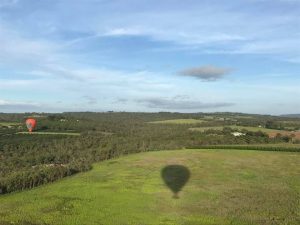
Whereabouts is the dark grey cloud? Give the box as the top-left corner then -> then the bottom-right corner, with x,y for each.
82,95 -> 97,105
0,99 -> 42,112
178,65 -> 232,81
114,98 -> 128,103
172,95 -> 190,100
0,104 -> 40,112
136,98 -> 234,110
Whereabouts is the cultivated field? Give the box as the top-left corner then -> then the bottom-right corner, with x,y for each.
1,149 -> 299,225
148,119 -> 204,124
16,131 -> 81,136
189,125 -> 280,133
0,122 -> 20,126
189,125 -> 300,139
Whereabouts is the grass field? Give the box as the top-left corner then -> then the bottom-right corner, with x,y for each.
189,125 -> 279,133
0,122 -> 20,126
198,143 -> 300,148
1,149 -> 299,225
149,119 -> 204,124
17,131 -> 81,136
189,125 -> 300,139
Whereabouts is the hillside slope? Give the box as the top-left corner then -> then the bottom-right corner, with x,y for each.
1,149 -> 299,225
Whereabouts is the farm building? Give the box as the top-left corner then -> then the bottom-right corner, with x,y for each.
232,132 -> 245,137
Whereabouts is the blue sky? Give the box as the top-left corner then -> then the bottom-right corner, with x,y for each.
0,0 -> 299,114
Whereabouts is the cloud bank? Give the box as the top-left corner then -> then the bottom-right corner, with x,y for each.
0,99 -> 41,112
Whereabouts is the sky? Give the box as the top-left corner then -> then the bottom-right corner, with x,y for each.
0,0 -> 300,114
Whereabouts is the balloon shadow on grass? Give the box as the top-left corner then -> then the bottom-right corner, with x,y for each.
161,165 -> 190,199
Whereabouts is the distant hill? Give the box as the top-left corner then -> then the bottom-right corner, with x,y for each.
281,114 -> 300,118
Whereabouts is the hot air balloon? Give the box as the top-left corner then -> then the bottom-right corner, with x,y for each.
25,118 -> 37,132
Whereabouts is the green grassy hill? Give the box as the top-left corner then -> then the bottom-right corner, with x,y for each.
1,149 -> 299,225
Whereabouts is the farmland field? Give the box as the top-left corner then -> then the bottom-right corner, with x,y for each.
0,122 -> 20,126
189,125 -> 300,139
148,119 -> 204,124
189,125 -> 280,133
1,149 -> 299,225
16,131 -> 81,136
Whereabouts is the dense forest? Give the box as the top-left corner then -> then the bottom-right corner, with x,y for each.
1,112 -> 299,194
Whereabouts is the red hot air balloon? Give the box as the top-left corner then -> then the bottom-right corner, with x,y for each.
25,118 -> 37,132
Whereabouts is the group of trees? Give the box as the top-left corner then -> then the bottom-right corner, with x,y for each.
1,112 -> 299,194
0,160 -> 92,194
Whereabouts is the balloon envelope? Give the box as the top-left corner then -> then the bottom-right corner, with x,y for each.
25,118 -> 37,132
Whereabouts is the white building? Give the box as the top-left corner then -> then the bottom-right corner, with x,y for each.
232,132 -> 245,137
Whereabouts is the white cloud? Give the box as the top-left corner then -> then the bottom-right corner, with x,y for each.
0,24 -> 64,68
103,27 -> 144,36
2,1 -> 299,61
0,99 -> 37,106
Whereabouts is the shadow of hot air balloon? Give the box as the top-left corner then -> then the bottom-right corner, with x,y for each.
161,165 -> 190,199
